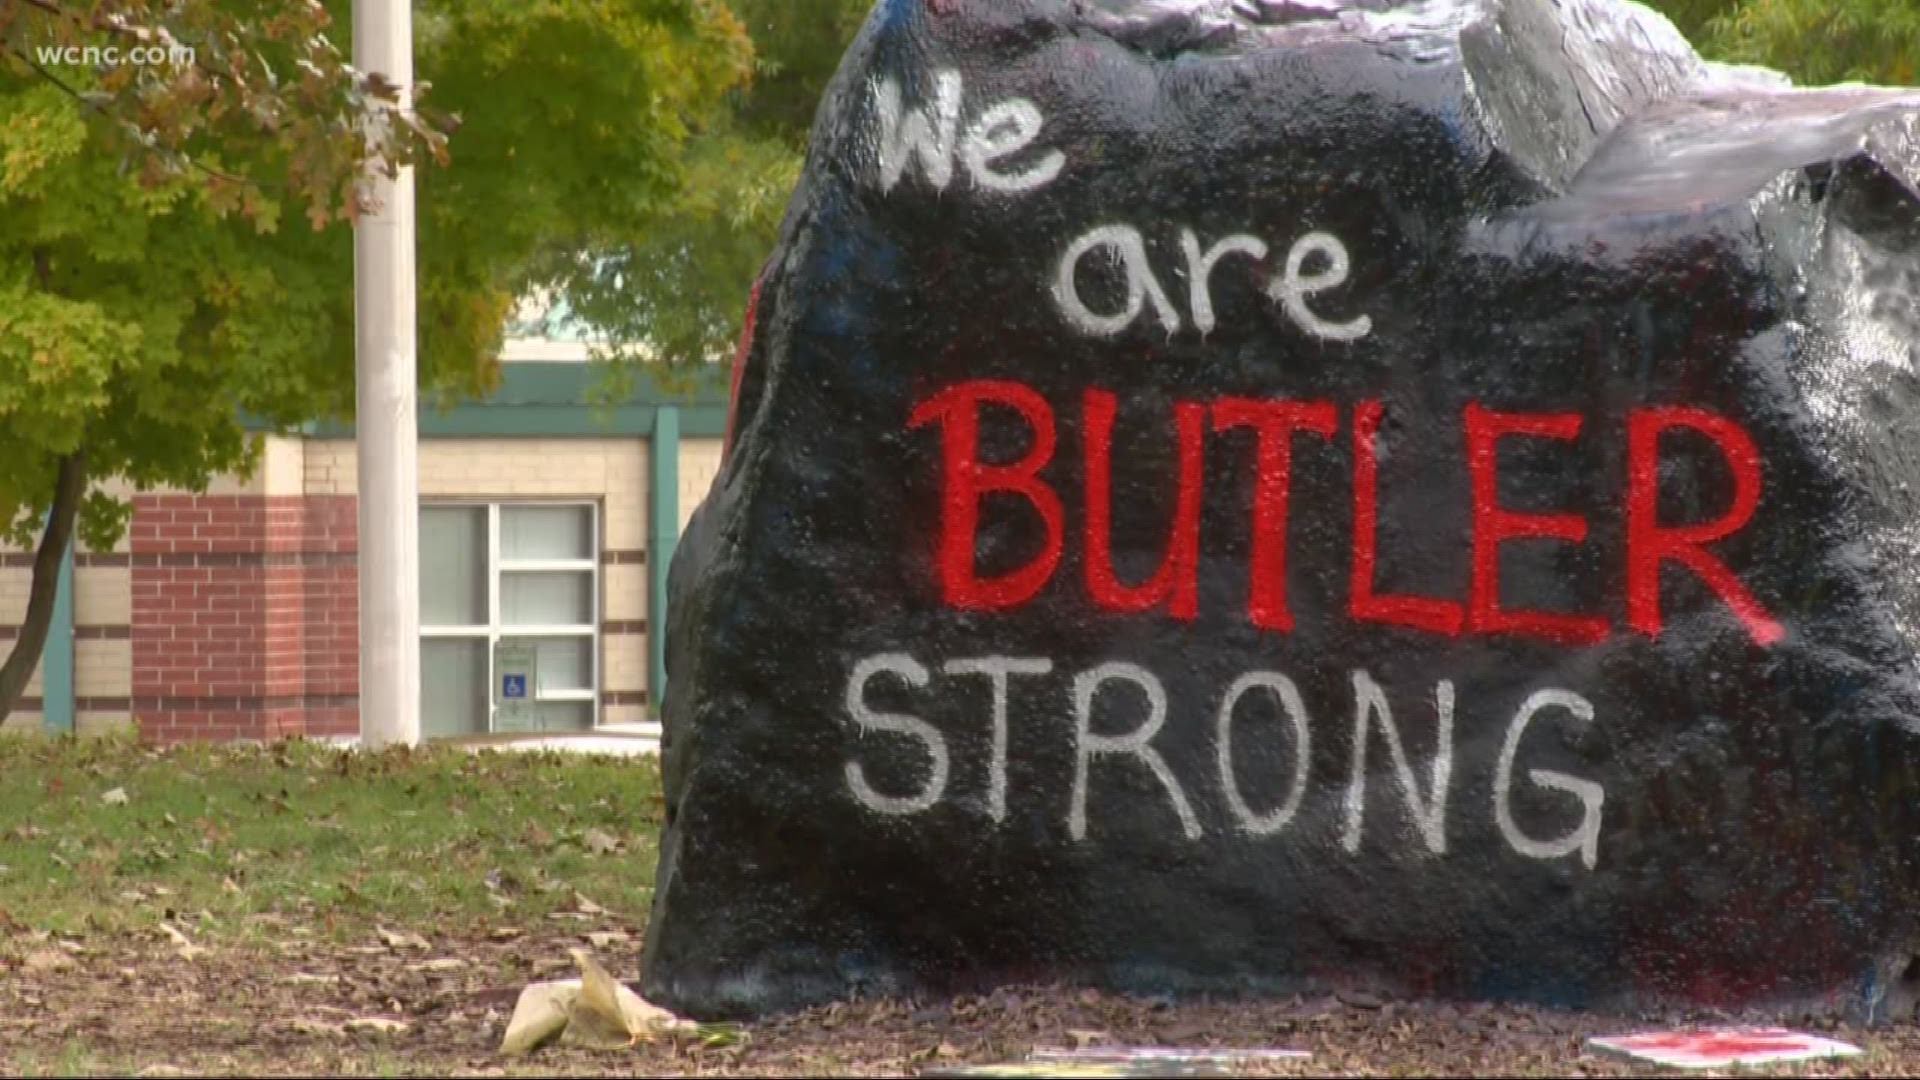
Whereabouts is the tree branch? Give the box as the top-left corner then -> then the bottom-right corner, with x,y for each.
2,43 -> 276,192
0,451 -> 87,725
17,0 -> 187,50
8,0 -> 448,214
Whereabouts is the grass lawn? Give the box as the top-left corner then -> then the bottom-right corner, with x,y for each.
0,736 -> 658,943
4,735 -> 1920,1077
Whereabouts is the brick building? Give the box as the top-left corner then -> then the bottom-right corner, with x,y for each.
0,354 -> 727,744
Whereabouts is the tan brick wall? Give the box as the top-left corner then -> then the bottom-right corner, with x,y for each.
605,494 -> 647,555
259,437 -> 306,497
603,633 -> 647,695
76,712 -> 134,737
604,565 -> 646,622
304,441 -> 354,497
0,569 -> 29,626
0,546 -> 127,732
307,438 -> 652,555
303,437 -> 700,553
76,640 -> 131,697
0,560 -> 130,625
194,472 -> 262,497
0,555 -> 48,694
76,568 -> 131,627
604,704 -> 649,727
604,444 -> 647,554
679,438 -> 725,533
308,439 -> 647,493
12,661 -> 44,701
93,476 -> 138,502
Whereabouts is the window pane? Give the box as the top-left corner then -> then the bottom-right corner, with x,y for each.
502,572 -> 592,627
422,639 -> 489,739
501,635 -> 593,692
420,507 -> 486,626
539,702 -> 594,732
501,506 -> 592,562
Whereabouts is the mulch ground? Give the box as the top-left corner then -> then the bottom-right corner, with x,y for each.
7,924 -> 1920,1077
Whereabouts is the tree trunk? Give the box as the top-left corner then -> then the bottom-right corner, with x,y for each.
0,452 -> 86,725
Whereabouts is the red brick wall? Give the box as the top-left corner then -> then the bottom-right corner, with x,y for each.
132,495 -> 358,743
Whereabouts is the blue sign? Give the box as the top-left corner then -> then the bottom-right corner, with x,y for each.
502,674 -> 528,700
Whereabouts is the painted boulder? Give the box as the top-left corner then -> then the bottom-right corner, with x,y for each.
643,0 -> 1920,1020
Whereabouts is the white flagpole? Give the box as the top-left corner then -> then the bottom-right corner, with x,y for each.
352,0 -> 422,747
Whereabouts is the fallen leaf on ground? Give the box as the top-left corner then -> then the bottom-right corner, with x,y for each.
345,1017 -> 411,1035
572,892 -> 608,916
582,828 -> 621,855
489,927 -> 526,941
290,1018 -> 345,1038
584,930 -> 629,948
158,923 -> 207,961
282,973 -> 338,986
408,958 -> 467,973
21,949 -> 74,974
377,926 -> 431,951
1067,1029 -> 1113,1049
100,787 -> 129,805
565,948 -> 692,1049
501,980 -> 580,1056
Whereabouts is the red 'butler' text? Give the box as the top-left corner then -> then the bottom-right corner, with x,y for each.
907,379 -> 1785,649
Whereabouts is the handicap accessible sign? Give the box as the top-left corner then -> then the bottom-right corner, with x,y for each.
494,641 -> 539,732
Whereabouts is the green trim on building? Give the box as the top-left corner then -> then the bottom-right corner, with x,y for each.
649,406 -> 681,716
44,536 -> 74,733
275,363 -> 730,440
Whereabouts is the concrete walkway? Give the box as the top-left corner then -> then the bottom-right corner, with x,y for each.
320,723 -> 662,756
452,724 -> 662,756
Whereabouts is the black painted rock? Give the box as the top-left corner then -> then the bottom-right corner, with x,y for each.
643,0 -> 1920,1020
